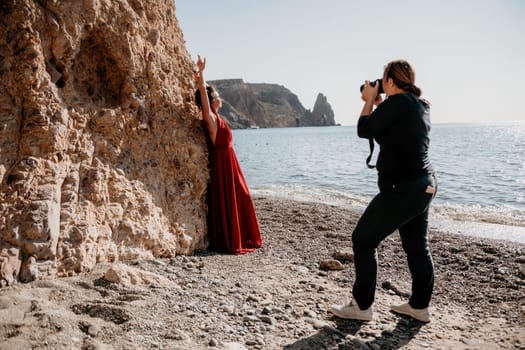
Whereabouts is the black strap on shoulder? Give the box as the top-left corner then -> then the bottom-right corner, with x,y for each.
366,138 -> 376,169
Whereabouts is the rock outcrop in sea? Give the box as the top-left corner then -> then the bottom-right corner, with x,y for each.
210,79 -> 336,129
0,0 -> 209,286
308,93 -> 336,127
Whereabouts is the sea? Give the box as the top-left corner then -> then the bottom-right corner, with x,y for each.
232,121 -> 525,244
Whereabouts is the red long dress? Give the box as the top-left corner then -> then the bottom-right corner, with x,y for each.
208,114 -> 263,254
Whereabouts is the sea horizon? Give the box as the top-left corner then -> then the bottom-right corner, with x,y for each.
240,119 -> 525,128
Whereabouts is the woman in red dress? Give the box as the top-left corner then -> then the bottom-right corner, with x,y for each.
194,56 -> 263,254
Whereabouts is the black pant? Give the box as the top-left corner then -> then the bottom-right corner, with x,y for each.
352,174 -> 437,310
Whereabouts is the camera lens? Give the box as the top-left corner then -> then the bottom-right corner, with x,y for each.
360,79 -> 384,94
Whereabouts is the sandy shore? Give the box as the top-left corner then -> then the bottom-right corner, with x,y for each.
0,196 -> 523,350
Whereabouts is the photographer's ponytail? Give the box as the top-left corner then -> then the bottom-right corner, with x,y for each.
406,84 -> 422,97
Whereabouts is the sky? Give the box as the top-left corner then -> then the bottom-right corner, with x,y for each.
176,0 -> 524,126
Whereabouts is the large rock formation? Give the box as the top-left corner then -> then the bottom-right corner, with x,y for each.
210,79 -> 336,128
306,93 -> 336,127
0,0 -> 208,286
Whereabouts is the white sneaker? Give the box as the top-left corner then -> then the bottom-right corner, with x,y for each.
390,303 -> 430,323
329,299 -> 373,321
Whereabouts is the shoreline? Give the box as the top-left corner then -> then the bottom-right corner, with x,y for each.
252,191 -> 525,244
0,196 -> 523,349
432,217 -> 525,244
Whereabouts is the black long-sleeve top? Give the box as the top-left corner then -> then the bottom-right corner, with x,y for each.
357,93 -> 434,184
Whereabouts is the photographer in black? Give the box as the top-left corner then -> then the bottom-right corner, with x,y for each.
330,60 -> 437,323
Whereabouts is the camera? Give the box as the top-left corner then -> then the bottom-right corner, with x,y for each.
360,79 -> 384,94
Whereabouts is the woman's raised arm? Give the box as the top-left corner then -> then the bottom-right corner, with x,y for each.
194,55 -> 218,144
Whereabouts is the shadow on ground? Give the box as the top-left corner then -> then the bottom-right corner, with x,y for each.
284,316 -> 423,350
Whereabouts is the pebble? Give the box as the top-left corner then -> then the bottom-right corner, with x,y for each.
261,306 -> 272,315
246,295 -> 260,302
223,342 -> 248,350
258,315 -> 275,325
260,299 -> 273,306
309,319 -> 329,329
243,315 -> 259,323
319,259 -> 344,270
221,304 -> 235,315
87,325 -> 100,337
303,309 -> 317,318
256,337 -> 265,346
461,338 -> 478,346
399,318 -> 410,326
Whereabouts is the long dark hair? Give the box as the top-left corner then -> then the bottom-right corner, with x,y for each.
384,60 -> 422,97
194,85 -> 218,109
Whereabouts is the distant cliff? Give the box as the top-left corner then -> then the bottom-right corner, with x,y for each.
209,79 -> 336,129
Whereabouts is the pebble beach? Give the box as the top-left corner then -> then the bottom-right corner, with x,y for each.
0,196 -> 523,350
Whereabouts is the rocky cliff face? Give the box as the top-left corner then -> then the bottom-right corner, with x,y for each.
0,0 -> 208,286
307,93 -> 336,127
210,79 -> 336,128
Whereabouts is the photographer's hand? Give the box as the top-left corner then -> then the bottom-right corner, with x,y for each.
360,80 -> 380,117
361,90 -> 383,106
373,94 -> 383,106
362,80 -> 379,102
